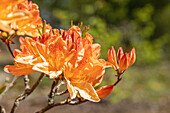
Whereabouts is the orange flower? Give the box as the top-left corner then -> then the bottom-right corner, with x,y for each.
0,0 -> 27,21
4,37 -> 44,76
64,41 -> 105,102
4,26 -> 81,78
32,33 -> 75,78
4,25 -> 135,102
13,0 -> 52,36
61,28 -> 109,102
0,0 -> 51,36
0,0 -> 31,34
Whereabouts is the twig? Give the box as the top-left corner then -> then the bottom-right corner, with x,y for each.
48,78 -> 68,105
7,43 -> 14,58
55,89 -> 68,96
48,79 -> 59,105
10,73 -> 44,113
36,100 -> 67,113
0,41 -> 19,98
28,73 -> 44,94
0,76 -> 18,99
36,98 -> 87,113
113,70 -> 124,86
24,75 -> 30,91
54,80 -> 65,93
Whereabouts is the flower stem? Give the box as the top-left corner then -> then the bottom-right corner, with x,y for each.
113,70 -> 124,86
7,43 -> 14,58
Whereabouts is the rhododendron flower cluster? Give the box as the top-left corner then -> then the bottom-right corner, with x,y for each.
4,25 -> 136,102
0,0 -> 136,112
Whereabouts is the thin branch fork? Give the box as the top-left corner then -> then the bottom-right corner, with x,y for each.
48,79 -> 59,105
113,70 -> 124,86
48,78 -> 68,105
10,73 -> 44,113
55,89 -> 68,96
36,70 -> 124,113
36,98 -> 87,113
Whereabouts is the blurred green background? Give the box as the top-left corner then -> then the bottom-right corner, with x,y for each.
0,0 -> 170,113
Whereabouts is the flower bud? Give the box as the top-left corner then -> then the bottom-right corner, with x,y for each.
117,47 -> 124,63
119,53 -> 129,73
128,48 -> 136,66
107,46 -> 119,70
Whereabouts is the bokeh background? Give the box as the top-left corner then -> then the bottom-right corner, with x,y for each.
0,0 -> 170,113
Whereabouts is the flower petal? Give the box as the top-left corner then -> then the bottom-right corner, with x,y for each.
92,44 -> 101,58
92,75 -> 103,87
4,63 -> 35,76
13,49 -> 21,57
96,85 -> 114,99
71,82 -> 100,102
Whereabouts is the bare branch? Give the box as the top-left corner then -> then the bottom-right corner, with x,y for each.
24,75 -> 30,91
48,79 -> 59,105
113,70 -> 124,86
0,76 -> 18,99
48,78 -> 67,105
55,89 -> 68,96
36,98 -> 87,113
10,73 -> 44,113
7,43 -> 14,58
